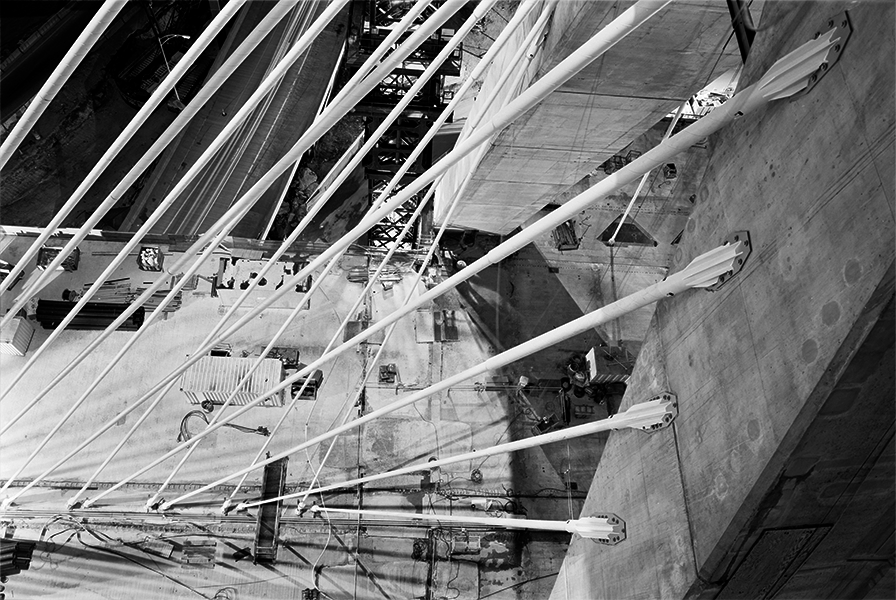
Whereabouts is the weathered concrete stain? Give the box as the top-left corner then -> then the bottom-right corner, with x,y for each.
821,301 -> 841,326
728,447 -> 743,474
801,339 -> 818,363
747,419 -> 761,442
713,472 -> 729,501
844,258 -> 863,285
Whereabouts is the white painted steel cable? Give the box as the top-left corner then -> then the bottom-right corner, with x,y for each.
0,0 -> 344,404
0,214 -> 242,502
0,0 -> 299,405
0,0 -> 126,170
260,19 -> 348,242
160,236 -> 746,511
143,0 -> 499,508
0,0 -> 249,300
3,0 -> 464,505
311,506 -> 610,536
229,183 -> 438,508
243,398 -> 676,506
223,1 -> 544,508
227,183 -> 437,511
65,4 -> 439,499
72,0 -> 670,464
143,0 -> 549,510
127,0 -> 674,394
67,0 -> 674,509
0,0 -> 354,433
104,0 -> 674,386
166,3 -> 317,233
294,184 -> 443,506
200,38 -> 539,508
0,0 -> 443,414
290,8 -> 556,509
294,177 -> 465,512
0,0 -> 423,420
2,0 -> 668,509
152,20 -> 848,509
115,7 -> 332,508
10,0 -> 440,505
607,100 -> 686,245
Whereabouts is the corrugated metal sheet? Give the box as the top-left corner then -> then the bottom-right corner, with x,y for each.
180,356 -> 284,407
0,317 -> 34,356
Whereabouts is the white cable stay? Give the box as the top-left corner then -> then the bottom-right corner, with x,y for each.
142,0 -> 499,510
70,2 -> 438,503
65,0 -> 676,432
221,0 -> 546,514
0,0 -> 126,169
607,100 -> 686,245
152,3 -> 839,477
55,0 -> 673,511
0,0 -> 342,404
155,237 -> 747,511
0,0 -> 445,423
150,20 -> 847,510
49,0 -> 674,510
310,506 -> 627,544
0,0 -> 249,301
1,0 -> 465,507
285,0 -> 557,510
236,395 -> 678,509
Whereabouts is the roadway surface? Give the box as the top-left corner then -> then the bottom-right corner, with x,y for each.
124,2 -> 347,239
0,1 -> 100,120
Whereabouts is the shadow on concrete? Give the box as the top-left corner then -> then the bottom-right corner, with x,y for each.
456,240 -> 607,378
454,239 -> 611,496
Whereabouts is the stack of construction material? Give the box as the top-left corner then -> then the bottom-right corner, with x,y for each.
180,356 -> 284,407
0,317 -> 35,356
37,246 -> 80,271
35,300 -> 144,331
133,285 -> 183,314
80,278 -> 133,303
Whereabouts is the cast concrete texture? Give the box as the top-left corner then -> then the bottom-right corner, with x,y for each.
0,238 -> 366,489
0,233 -> 588,599
527,117 -> 711,349
2,1 -> 893,598
551,1 -> 895,598
438,0 -> 742,234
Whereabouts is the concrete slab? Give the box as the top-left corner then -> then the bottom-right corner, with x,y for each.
438,0 -> 740,234
550,1 -> 895,597
550,323 -> 695,599
447,114 -> 711,352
